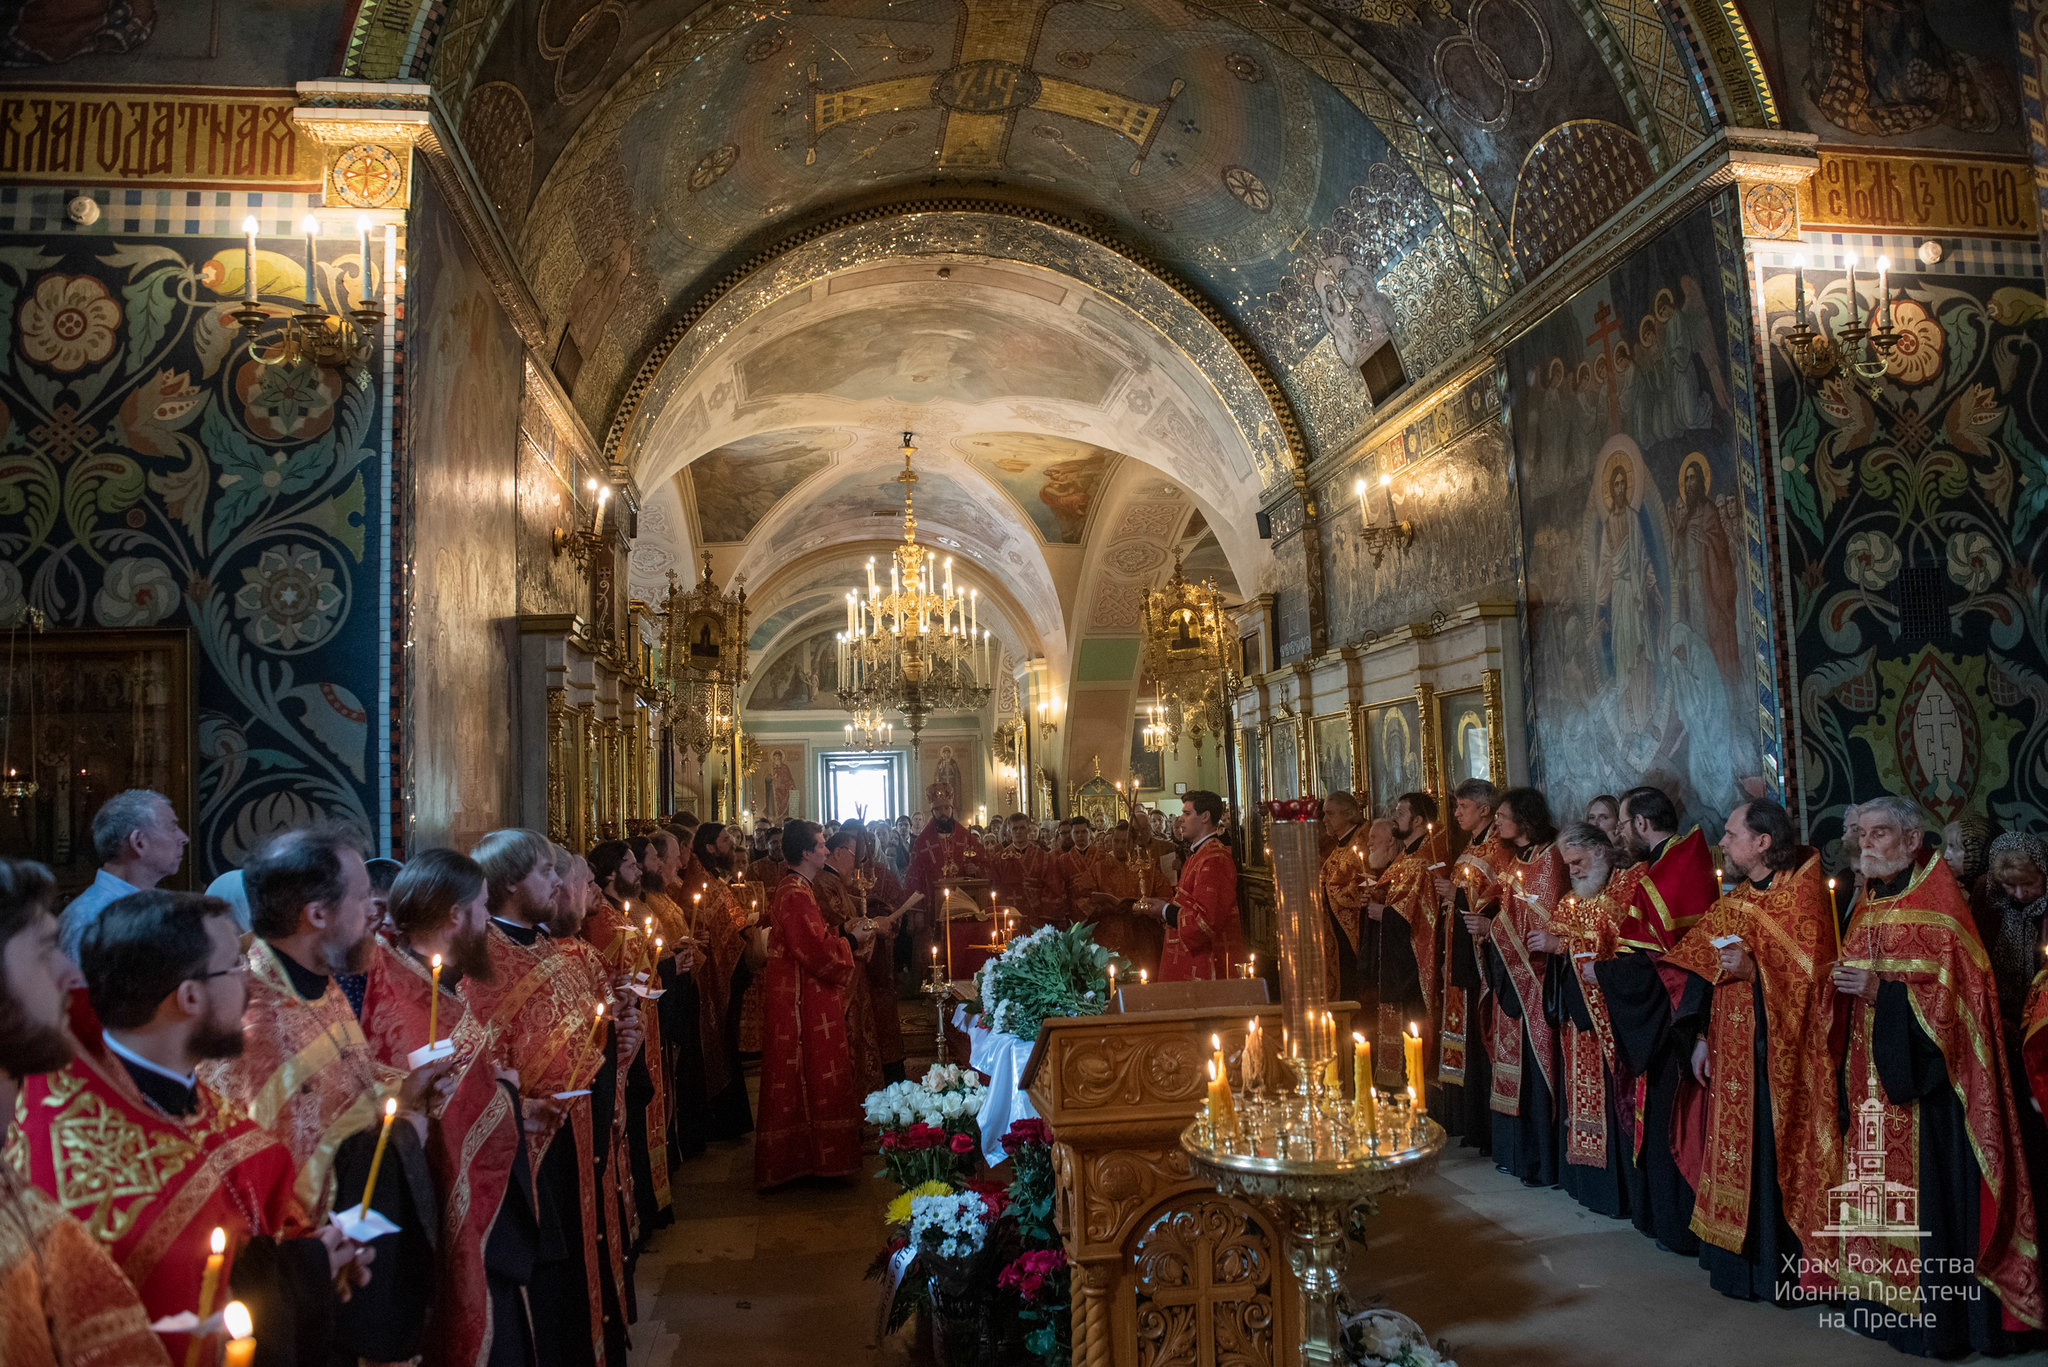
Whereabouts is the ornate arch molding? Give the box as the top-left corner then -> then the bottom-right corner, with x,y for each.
601,200 -> 1308,492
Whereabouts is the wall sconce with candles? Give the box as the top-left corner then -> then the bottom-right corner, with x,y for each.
1785,251 -> 1900,397
1036,692 -> 1061,737
1352,472 -> 1414,567
553,478 -> 617,571
229,214 -> 386,372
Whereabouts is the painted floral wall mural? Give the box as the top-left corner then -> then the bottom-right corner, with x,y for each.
1764,265 -> 2048,850
0,237 -> 383,877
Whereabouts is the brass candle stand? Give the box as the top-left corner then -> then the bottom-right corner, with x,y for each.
1179,797 -> 1446,1367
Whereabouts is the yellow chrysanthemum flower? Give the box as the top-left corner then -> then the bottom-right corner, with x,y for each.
885,1179 -> 956,1225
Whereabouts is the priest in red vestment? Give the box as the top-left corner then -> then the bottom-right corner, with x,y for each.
360,848 -> 535,1367
197,827 -> 448,1364
1067,821 -> 1165,978
1476,788 -> 1568,1186
1433,778 -> 1506,1150
1661,800 -> 1840,1304
1318,792 -> 1374,1006
1831,795 -> 2043,1353
990,811 -> 1068,933
1548,823 -> 1634,1219
0,857 -> 172,1367
852,823 -> 911,1083
1369,794 -> 1448,1092
464,830 -> 618,1367
1589,786 -> 1718,1257
907,783 -> 987,976
756,821 -> 868,1189
31,890 -> 354,1367
1138,791 -> 1241,981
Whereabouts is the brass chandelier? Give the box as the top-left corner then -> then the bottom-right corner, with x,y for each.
1140,555 -> 1236,753
837,433 -> 996,758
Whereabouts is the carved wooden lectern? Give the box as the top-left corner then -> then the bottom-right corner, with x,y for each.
1022,1001 -> 1360,1367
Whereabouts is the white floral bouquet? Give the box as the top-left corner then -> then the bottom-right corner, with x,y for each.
974,923 -> 1124,1042
863,1062 -> 989,1130
909,1190 -> 995,1260
1341,1308 -> 1458,1367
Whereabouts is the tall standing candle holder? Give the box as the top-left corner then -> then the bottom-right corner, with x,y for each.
1181,798 -> 1446,1366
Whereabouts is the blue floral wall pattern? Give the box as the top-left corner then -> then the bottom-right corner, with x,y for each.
1764,264 -> 2048,850
0,237 -> 384,877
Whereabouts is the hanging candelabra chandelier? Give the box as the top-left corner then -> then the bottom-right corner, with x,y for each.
1140,555 -> 1237,753
837,432 -> 996,759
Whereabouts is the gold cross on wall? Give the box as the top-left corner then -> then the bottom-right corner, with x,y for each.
809,0 -> 1182,171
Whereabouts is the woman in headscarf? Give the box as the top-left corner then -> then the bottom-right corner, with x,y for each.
1947,812 -> 2002,930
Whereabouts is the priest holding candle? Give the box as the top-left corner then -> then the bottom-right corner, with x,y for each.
360,849 -> 535,1367
198,826 -> 452,1366
16,887 -> 370,1367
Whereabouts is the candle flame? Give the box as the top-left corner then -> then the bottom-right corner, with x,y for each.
383,1097 -> 397,1118
300,213 -> 319,235
595,1002 -> 605,1019
241,214 -> 259,234
1354,1031 -> 1365,1044
1212,1032 -> 1221,1050
210,1226 -> 227,1255
1207,1058 -> 1217,1082
223,1302 -> 253,1341
430,953 -> 442,971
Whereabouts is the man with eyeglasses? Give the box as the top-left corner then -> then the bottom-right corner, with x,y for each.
15,889 -> 370,1367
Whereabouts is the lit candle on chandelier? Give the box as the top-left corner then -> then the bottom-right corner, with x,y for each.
299,214 -> 319,306
241,215 -> 259,303
1876,255 -> 1893,330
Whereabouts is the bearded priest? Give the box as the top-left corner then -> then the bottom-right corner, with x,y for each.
361,849 -> 536,1367
1661,800 -> 1840,1304
906,783 -> 984,974
1831,795 -> 2043,1352
1548,823 -> 1634,1219
1137,790 -> 1241,981
198,826 -> 449,1364
1434,779 -> 1507,1151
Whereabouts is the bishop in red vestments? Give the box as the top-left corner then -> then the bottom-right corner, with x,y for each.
1140,791 -> 1241,981
756,822 -> 867,1189
1476,789 -> 1569,1186
1434,779 -> 1508,1149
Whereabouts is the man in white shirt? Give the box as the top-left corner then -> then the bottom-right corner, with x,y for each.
57,788 -> 189,959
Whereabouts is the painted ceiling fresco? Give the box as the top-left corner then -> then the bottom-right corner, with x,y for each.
685,428 -> 845,543
954,432 -> 1119,544
457,0 -> 1569,459
1748,0 -> 2026,154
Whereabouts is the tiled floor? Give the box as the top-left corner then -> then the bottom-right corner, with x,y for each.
625,1000 -> 2047,1366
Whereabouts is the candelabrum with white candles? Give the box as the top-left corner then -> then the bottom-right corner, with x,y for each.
1181,797 -> 1446,1367
1350,471 -> 1415,568
1784,251 -> 1901,396
837,433 -> 996,760
230,213 -> 386,372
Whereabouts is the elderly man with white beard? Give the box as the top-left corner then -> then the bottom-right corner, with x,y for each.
1831,795 -> 2042,1352
1548,822 -> 1635,1219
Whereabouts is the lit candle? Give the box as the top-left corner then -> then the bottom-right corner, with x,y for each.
427,954 -> 442,1046
942,888 -> 952,980
220,1302 -> 256,1367
1828,876 -> 1839,922
591,1000 -> 606,1047
1354,1033 -> 1375,1132
357,1098 -> 398,1221
356,216 -> 371,306
300,214 -> 318,306
1354,477 -> 1371,526
1106,961 -> 1117,1005
193,1226 -> 227,1357
1404,1022 -> 1424,1094
1212,1032 -> 1227,1089
241,216 -> 258,303
1844,252 -> 1860,328
1205,1058 -> 1236,1140
1245,1017 -> 1263,1091
1876,255 -> 1892,330
1139,969 -> 1148,985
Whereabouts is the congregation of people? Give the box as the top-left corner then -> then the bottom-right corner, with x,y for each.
0,778 -> 1238,1367
1319,778 -> 2048,1358
5,770 -> 2045,1362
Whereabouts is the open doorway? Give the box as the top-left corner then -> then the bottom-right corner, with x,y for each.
823,751 -> 902,823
